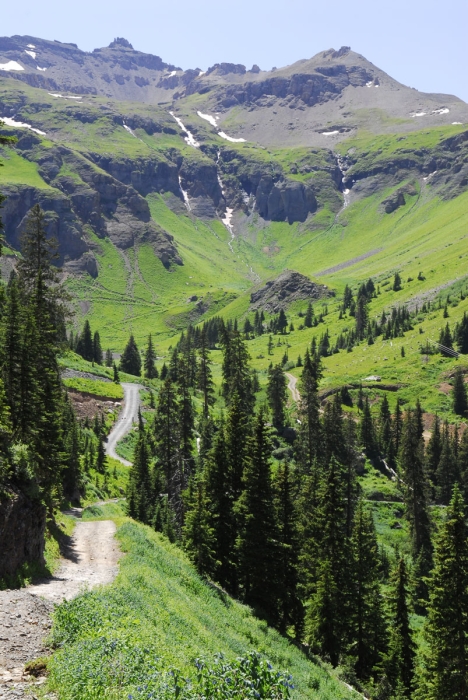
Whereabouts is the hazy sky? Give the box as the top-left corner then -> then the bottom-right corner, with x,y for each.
2,0 -> 467,101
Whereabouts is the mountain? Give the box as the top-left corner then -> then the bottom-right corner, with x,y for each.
1,36 -> 468,358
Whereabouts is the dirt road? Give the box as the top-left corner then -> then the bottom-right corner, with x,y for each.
285,372 -> 300,403
105,382 -> 141,466
0,518 -> 121,698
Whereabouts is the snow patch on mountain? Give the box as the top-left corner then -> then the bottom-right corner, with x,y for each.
0,61 -> 24,71
218,131 -> 246,143
197,111 -> 218,127
1,116 -> 46,136
169,112 -> 200,148
25,50 -> 36,59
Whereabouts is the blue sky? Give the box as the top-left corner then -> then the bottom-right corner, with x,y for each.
2,0 -> 467,101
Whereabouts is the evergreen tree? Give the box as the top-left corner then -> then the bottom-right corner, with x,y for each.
417,486 -> 468,700
274,460 -> 303,637
453,367 -> 468,416
426,415 -> 442,493
183,472 -> 217,577
120,334 -> 141,376
295,350 -> 322,475
95,433 -> 107,474
266,364 -> 287,429
360,396 -> 377,458
126,428 -> 152,524
304,301 -> 314,328
93,331 -> 103,365
235,410 -> 279,622
393,272 -> 402,292
197,328 -> 215,416
105,348 -> 113,367
435,422 -> 459,504
144,333 -> 158,379
306,457 -> 352,667
277,309 -> 288,334
349,501 -> 387,680
385,559 -> 416,698
399,406 -> 433,609
153,377 -> 183,523
221,329 -> 254,415
76,320 -> 93,361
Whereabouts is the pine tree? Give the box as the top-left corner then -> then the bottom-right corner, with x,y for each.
235,410 -> 279,622
144,333 -> 158,379
399,406 -> 433,609
153,377 -> 182,522
435,422 -> 459,505
120,334 -> 141,376
274,461 -> 303,637
113,362 -> 120,383
277,309 -> 288,334
385,559 -> 415,698
126,428 -> 152,524
266,364 -> 287,429
393,272 -> 402,292
453,367 -> 468,416
426,415 -> 442,493
95,433 -> 107,474
221,329 -> 254,415
360,396 -> 377,458
197,328 -> 215,416
105,348 -> 113,367
304,301 -> 314,328
93,331 -> 103,365
295,350 -> 322,475
349,501 -> 387,680
417,486 -> 468,700
183,472 -> 217,577
306,457 -> 352,666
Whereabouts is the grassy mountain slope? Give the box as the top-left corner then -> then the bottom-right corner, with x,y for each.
49,507 -> 356,700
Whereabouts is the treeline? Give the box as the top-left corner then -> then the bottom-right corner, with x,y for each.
0,204 -> 85,508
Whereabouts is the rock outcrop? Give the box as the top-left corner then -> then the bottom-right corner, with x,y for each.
250,270 -> 334,313
0,489 -> 46,579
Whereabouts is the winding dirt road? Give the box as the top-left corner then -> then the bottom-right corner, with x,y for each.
105,382 -> 142,466
285,372 -> 300,403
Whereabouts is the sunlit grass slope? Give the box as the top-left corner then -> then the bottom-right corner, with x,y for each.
48,514 -> 356,700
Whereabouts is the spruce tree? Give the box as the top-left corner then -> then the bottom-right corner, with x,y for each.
197,328 -> 215,416
126,427 -> 152,524
120,334 -> 141,376
385,558 -> 415,698
306,457 -> 352,666
417,486 -> 468,700
266,364 -> 287,429
435,422 -> 459,505
105,348 -> 113,367
295,349 -> 322,475
235,410 -> 279,622
221,329 -> 254,415
93,331 -> 103,365
144,333 -> 158,379
349,501 -> 387,680
113,362 -> 120,383
426,415 -> 442,494
274,460 -> 303,637
304,301 -> 313,328
399,406 -> 433,610
77,320 -> 93,361
153,377 -> 182,523
453,367 -> 468,416
205,419 -> 237,590
360,396 -> 377,459
182,472 -> 217,577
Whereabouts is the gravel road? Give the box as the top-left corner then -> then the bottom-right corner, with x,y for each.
0,519 -> 121,698
285,372 -> 300,403
105,382 -> 141,466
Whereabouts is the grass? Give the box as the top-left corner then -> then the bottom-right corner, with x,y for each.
63,377 -> 124,400
47,514 -> 357,700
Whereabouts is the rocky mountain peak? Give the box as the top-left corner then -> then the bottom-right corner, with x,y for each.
108,37 -> 134,50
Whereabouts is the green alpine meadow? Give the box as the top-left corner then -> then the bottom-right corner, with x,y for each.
1,31 -> 468,700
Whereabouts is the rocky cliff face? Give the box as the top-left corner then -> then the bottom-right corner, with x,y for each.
0,489 -> 46,579
0,132 -> 182,272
